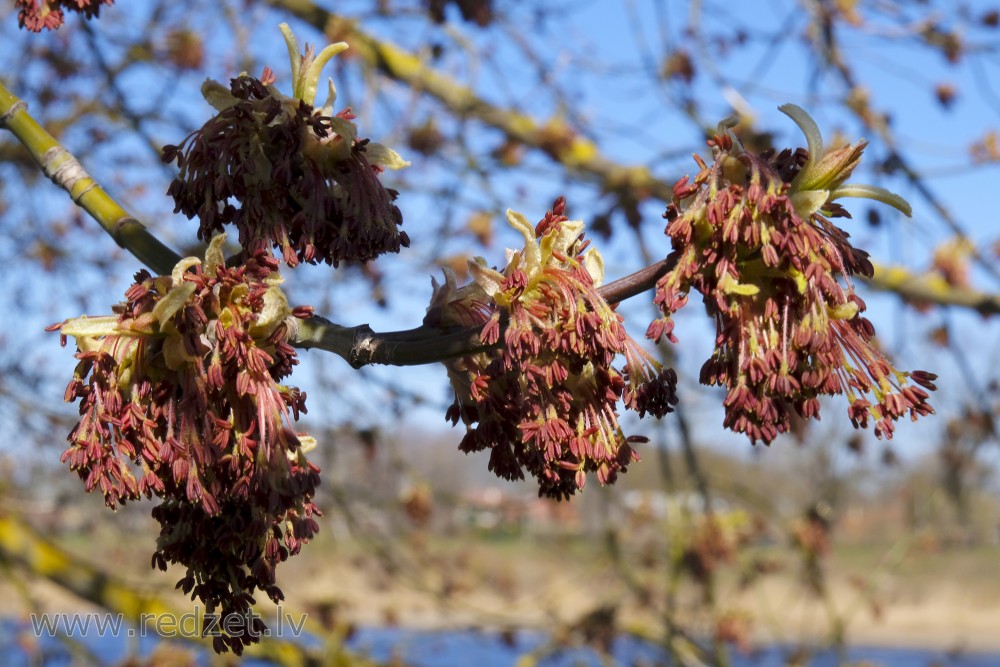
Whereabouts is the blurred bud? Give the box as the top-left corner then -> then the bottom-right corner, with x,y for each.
408,118 -> 445,156
465,210 -> 493,246
662,49 -> 695,83
491,139 -> 524,167
400,483 -> 434,527
931,236 -> 974,288
934,82 -> 958,109
971,131 -> 1000,163
165,28 -> 204,70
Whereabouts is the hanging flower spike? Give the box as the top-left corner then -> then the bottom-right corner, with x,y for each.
649,107 -> 935,444
163,24 -> 410,268
433,198 -> 678,499
50,234 -> 320,655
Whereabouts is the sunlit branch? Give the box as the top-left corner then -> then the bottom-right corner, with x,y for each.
4,65 -> 995,370
0,81 -> 181,274
4,50 -> 995,371
869,264 -> 1000,315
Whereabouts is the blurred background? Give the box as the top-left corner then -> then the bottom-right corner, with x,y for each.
1,1 -> 1000,665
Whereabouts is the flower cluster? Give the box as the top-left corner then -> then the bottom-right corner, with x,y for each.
16,0 -> 112,32
50,235 -> 319,654
163,25 -> 410,268
648,106 -> 936,443
429,198 -> 678,499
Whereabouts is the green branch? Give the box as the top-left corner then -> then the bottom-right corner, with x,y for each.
0,81 -> 181,274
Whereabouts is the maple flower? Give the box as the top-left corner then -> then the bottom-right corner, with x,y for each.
429,198 -> 678,499
15,0 -> 112,32
163,24 -> 410,267
648,105 -> 936,444
50,235 -> 319,654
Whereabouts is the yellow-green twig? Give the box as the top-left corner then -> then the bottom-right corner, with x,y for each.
869,264 -> 1000,315
0,80 -> 180,275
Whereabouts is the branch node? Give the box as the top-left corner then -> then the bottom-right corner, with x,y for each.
349,324 -> 377,368
284,315 -> 303,347
0,99 -> 27,127
43,147 -> 96,201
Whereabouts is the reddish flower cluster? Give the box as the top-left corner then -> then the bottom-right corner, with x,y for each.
51,238 -> 319,654
431,198 -> 678,499
16,0 -> 112,31
648,106 -> 936,444
163,75 -> 408,267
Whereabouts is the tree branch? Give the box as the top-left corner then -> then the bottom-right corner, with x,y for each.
292,256 -> 677,367
868,264 -> 1000,316
0,81 -> 181,275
